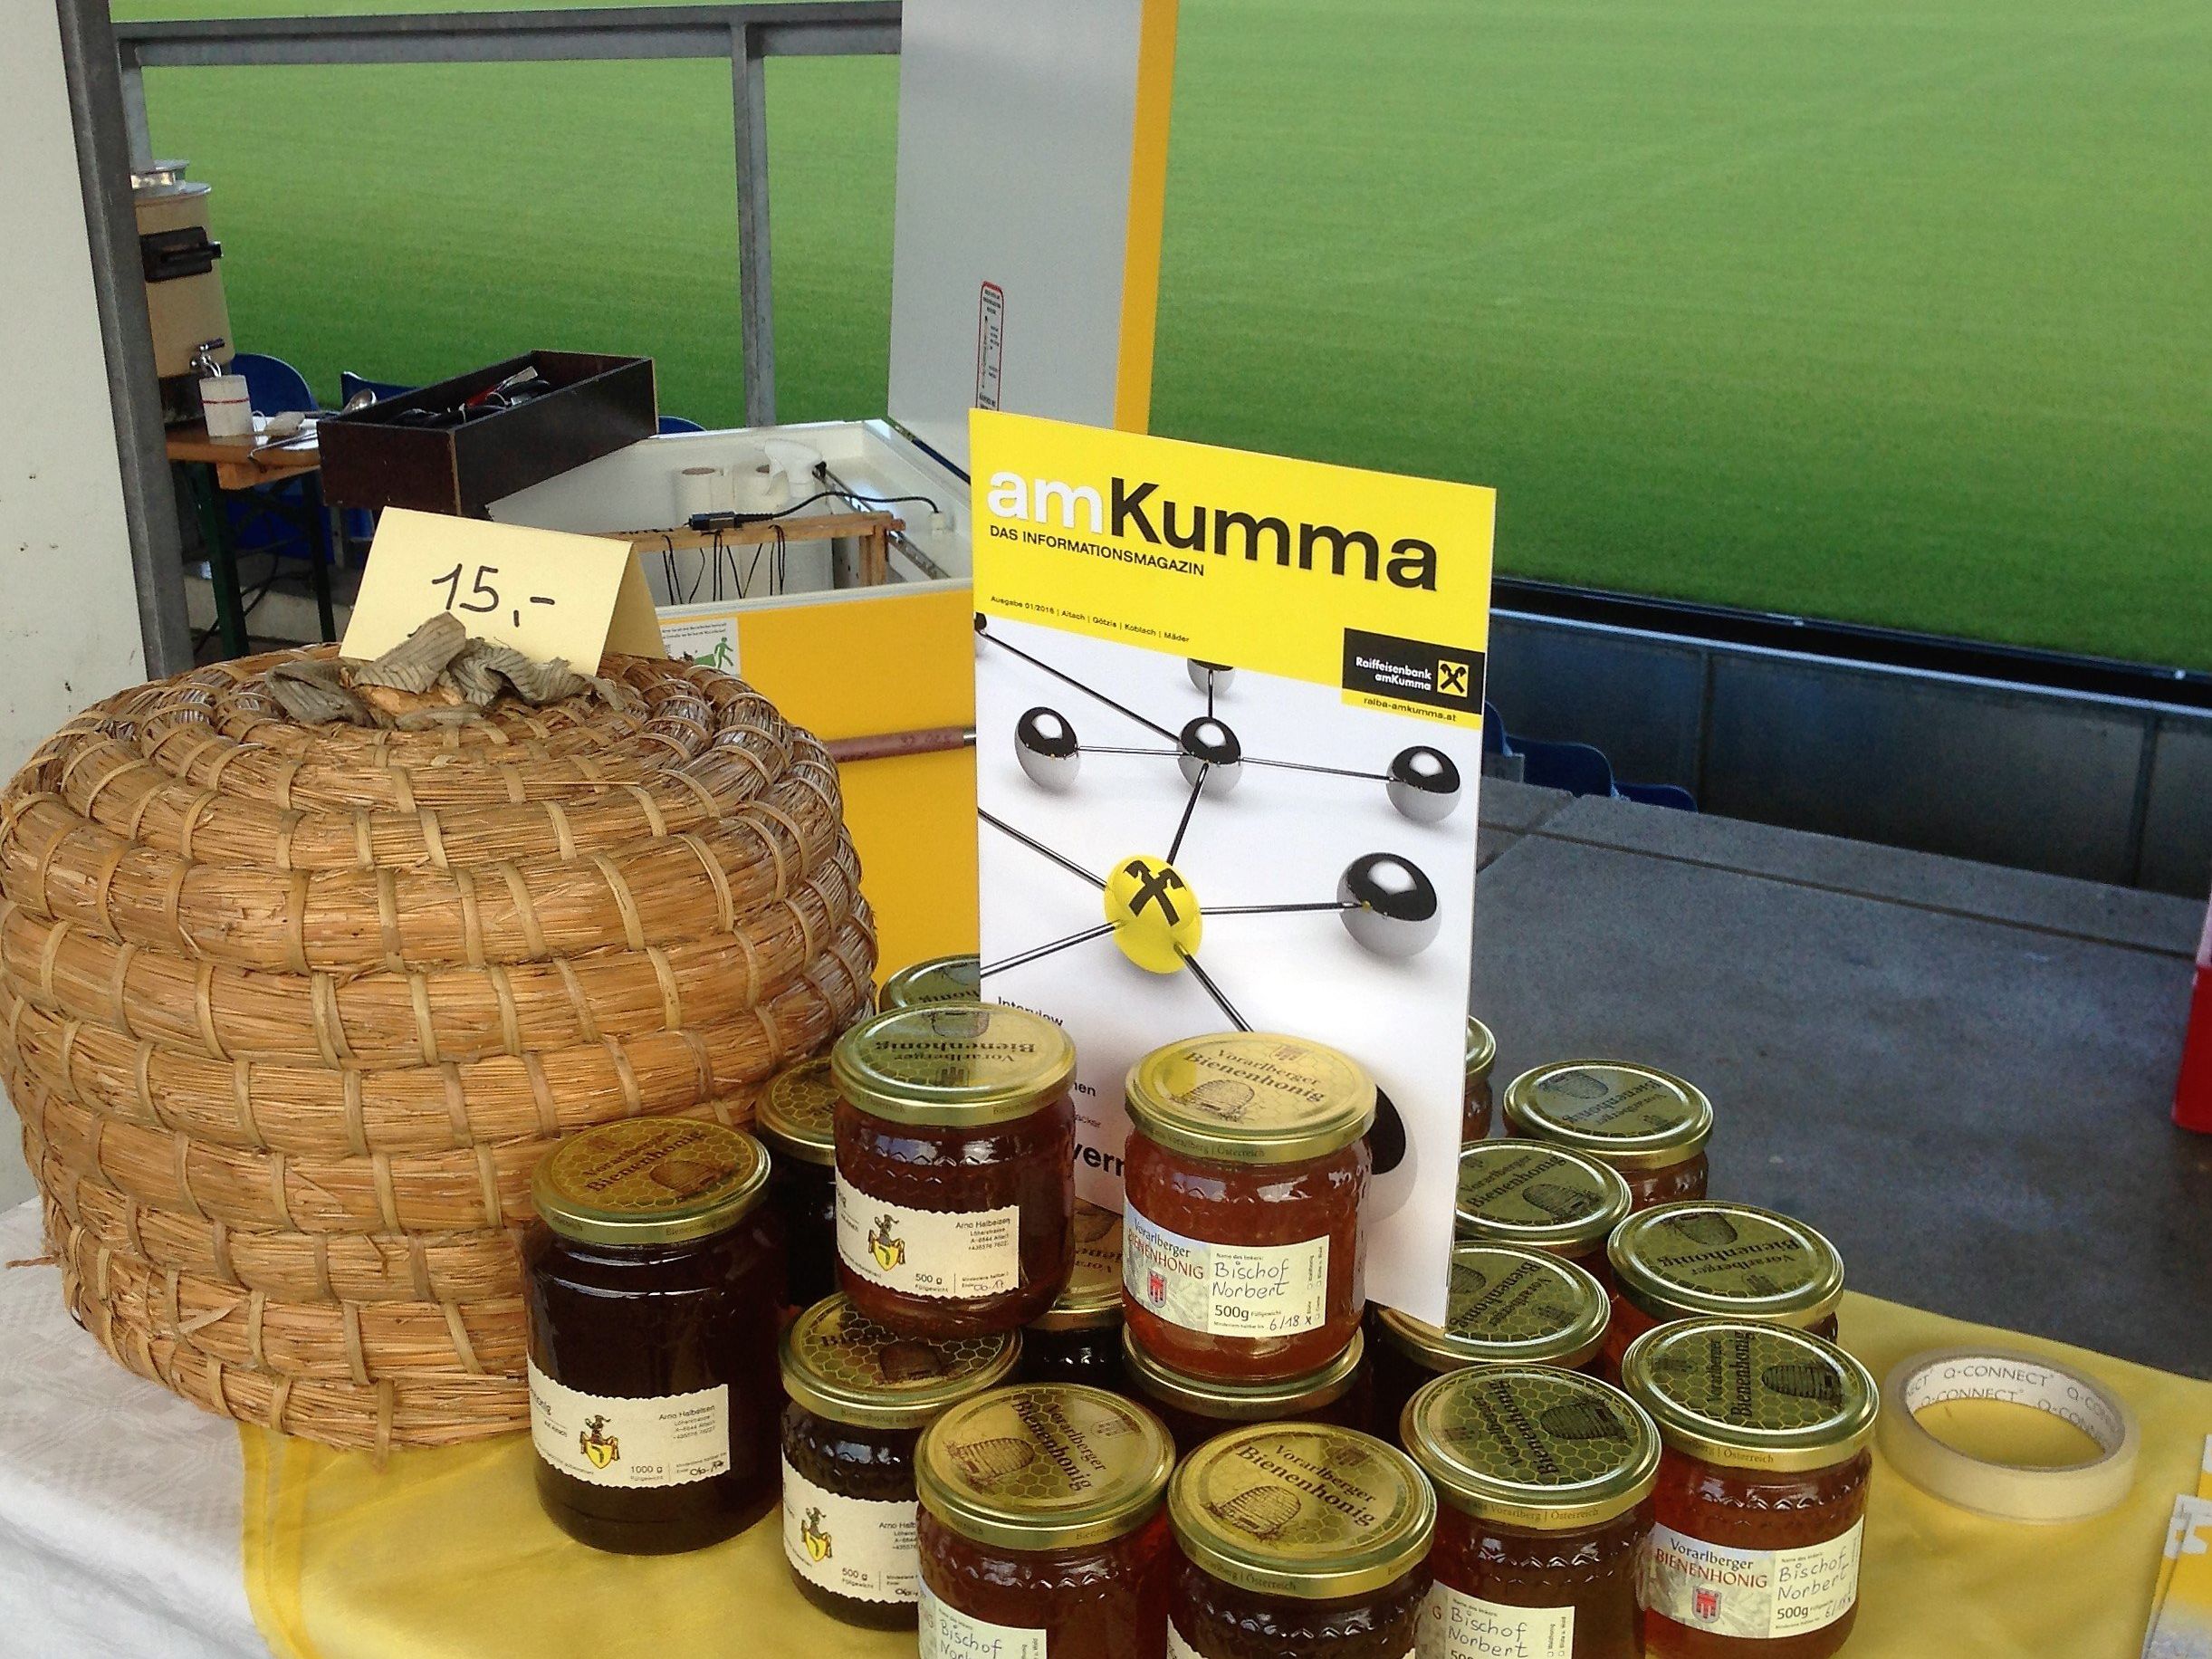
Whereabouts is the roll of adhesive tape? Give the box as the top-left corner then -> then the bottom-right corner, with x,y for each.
1879,1347 -> 2139,1522
674,466 -> 719,521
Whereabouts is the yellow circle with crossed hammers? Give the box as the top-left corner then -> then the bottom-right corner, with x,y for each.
1104,853 -> 1203,973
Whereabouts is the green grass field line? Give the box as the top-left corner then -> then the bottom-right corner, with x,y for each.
123,0 -> 2212,668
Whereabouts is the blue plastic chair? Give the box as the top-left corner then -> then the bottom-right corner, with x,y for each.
1481,700 -> 1512,757
657,415 -> 705,435
221,354 -> 323,567
1517,737 -> 1617,799
339,370 -> 418,406
1618,781 -> 1698,812
232,352 -> 314,417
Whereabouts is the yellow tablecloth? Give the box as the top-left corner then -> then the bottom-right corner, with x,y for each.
241,1291 -> 2207,1658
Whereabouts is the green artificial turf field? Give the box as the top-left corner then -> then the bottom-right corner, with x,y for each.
124,0 -> 2212,669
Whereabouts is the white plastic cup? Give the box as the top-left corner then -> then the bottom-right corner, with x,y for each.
199,374 -> 254,438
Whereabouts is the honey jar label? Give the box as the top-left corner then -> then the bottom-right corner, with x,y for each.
919,1581 -> 1048,1659
526,1361 -> 730,1490
780,1457 -> 920,1604
1123,1203 -> 1328,1338
1642,1518 -> 1862,1639
1420,1583 -> 1573,1657
835,1174 -> 1021,1299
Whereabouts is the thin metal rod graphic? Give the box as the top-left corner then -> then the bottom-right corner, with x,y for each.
979,810 -> 1106,890
984,923 -> 1116,976
1179,949 -> 1250,1031
1166,763 -> 1208,864
980,628 -> 1178,741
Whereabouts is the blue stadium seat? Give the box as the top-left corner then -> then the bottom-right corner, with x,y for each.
220,354 -> 323,567
1618,781 -> 1698,811
1516,737 -> 1616,798
339,370 -> 418,405
230,352 -> 314,417
657,415 -> 706,435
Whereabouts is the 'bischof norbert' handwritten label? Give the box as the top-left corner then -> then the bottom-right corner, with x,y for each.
1122,1203 -> 1328,1338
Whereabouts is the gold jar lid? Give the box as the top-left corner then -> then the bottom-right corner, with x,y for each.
1621,1319 -> 1880,1473
1168,1424 -> 1435,1600
1122,1326 -> 1366,1422
780,1293 -> 1020,1430
1502,1060 -> 1713,1173
1453,1141 -> 1632,1254
1402,1365 -> 1661,1530
755,1054 -> 837,1167
531,1118 -> 770,1248
1465,1016 -> 1497,1081
1374,1244 -> 1610,1373
1125,1033 -> 1374,1165
1609,1201 -> 1844,1328
832,1003 -> 1075,1127
916,1384 -> 1173,1552
1031,1203 -> 1124,1333
879,953 -> 982,1010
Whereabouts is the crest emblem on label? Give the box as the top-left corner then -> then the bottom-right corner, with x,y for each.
869,1216 -> 907,1271
579,1414 -> 619,1471
799,1506 -> 834,1563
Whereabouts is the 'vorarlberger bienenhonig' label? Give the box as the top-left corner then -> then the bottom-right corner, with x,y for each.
1643,1519 -> 1863,1638
1123,1204 -> 1328,1338
528,1361 -> 729,1489
835,1174 -> 1021,1300
781,1458 -> 918,1604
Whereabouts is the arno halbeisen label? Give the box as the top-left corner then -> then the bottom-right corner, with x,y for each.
835,1173 -> 1021,1299
1643,1519 -> 1863,1638
781,1458 -> 919,1604
1123,1203 -> 1328,1338
527,1361 -> 729,1489
919,1579 -> 1047,1658
1419,1582 -> 1573,1657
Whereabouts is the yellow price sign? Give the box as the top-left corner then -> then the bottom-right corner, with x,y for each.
340,508 -> 664,665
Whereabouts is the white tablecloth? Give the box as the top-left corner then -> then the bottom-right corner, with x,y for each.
0,1200 -> 263,1657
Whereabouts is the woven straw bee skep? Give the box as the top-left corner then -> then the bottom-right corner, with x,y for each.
0,642 -> 876,1453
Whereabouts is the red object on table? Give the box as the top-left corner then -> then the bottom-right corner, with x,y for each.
2177,893 -> 2212,1133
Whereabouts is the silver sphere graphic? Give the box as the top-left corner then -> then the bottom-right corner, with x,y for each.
1176,716 -> 1243,793
1015,706 -> 1081,791
1336,853 -> 1441,957
1385,745 -> 1463,823
1186,658 -> 1237,697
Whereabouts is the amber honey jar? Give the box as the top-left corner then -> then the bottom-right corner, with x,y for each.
916,1382 -> 1177,1659
1021,1202 -> 1125,1386
1503,1061 -> 1713,1211
1122,1033 -> 1374,1384
779,1292 -> 1020,1627
1403,1364 -> 1659,1658
832,1002 -> 1077,1338
1455,1140 -> 1633,1293
522,1118 -> 785,1554
757,1055 -> 839,1311
1603,1203 -> 1845,1377
1167,1423 -> 1436,1659
880,953 -> 983,1010
1369,1242 -> 1612,1443
1464,1016 -> 1498,1142
1121,1323 -> 1372,1456
1622,1320 -> 1878,1657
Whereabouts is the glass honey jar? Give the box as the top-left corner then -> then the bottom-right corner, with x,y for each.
1503,1061 -> 1713,1211
1021,1201 -> 1125,1386
1464,1016 -> 1498,1142
756,1054 -> 839,1312
1622,1320 -> 1878,1657
1455,1140 -> 1633,1293
916,1383 -> 1177,1659
1121,1324 -> 1372,1457
1603,1203 -> 1845,1377
880,953 -> 983,1010
1403,1364 -> 1659,1657
1122,1033 -> 1374,1385
1368,1242 -> 1612,1443
522,1117 -> 785,1554
832,1002 -> 1077,1338
1166,1423 -> 1436,1659
779,1292 -> 1020,1627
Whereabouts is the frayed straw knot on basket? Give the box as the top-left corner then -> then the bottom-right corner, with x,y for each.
0,638 -> 876,1450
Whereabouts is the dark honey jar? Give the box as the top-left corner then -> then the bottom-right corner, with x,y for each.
1020,1201 -> 1125,1386
1166,1423 -> 1436,1659
1404,1364 -> 1660,1658
522,1117 -> 785,1554
756,1055 -> 839,1311
1464,1016 -> 1498,1142
779,1292 -> 1020,1627
1120,1323 -> 1372,1457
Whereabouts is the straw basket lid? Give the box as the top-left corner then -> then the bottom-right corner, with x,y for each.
1,644 -> 875,1452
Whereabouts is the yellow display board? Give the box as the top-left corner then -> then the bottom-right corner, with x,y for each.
241,1293 -> 2207,1658
709,585 -> 980,981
